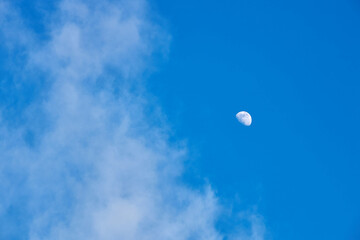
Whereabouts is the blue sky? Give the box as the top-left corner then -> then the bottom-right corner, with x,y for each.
149,0 -> 360,239
0,0 -> 360,239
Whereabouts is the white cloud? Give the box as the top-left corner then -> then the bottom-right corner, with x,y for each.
0,0 -> 266,239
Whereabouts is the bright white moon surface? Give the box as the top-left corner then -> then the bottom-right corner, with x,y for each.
236,111 -> 252,126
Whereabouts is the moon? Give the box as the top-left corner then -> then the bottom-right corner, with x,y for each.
236,111 -> 252,126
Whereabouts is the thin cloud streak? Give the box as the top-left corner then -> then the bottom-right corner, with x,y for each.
0,0 -> 266,239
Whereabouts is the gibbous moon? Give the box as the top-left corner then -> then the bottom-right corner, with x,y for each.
236,111 -> 252,126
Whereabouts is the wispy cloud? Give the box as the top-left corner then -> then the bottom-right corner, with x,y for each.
0,0 -> 266,239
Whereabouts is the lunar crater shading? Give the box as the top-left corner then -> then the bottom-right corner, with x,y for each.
236,111 -> 252,126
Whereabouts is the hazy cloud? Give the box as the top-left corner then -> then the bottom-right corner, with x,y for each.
0,0 -> 266,239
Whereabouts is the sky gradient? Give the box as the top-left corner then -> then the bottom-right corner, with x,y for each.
1,0 -> 360,239
149,0 -> 360,239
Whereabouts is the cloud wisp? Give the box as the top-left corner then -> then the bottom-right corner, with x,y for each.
0,0 -> 266,239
